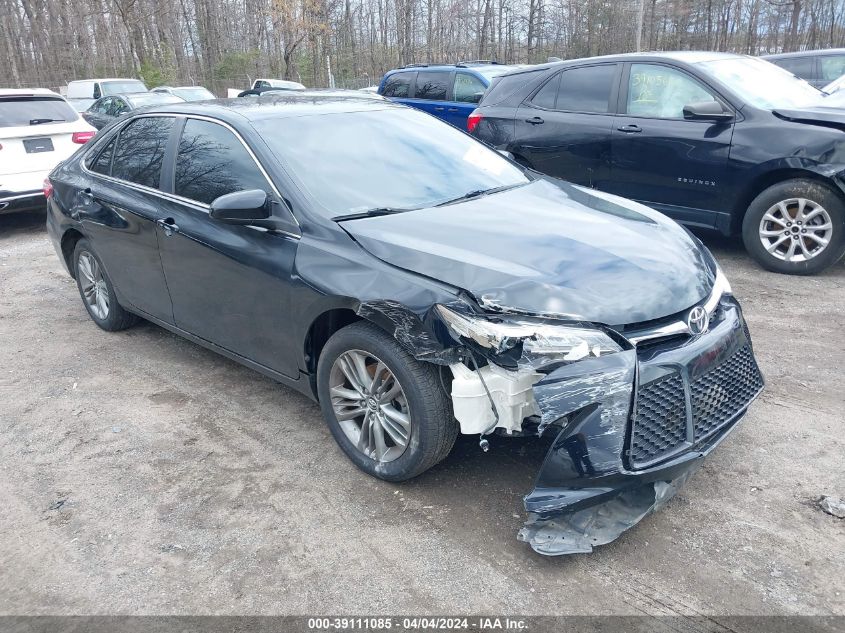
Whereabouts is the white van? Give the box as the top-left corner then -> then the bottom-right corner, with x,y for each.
66,78 -> 148,100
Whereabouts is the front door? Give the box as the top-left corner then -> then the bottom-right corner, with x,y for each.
444,71 -> 487,129
512,63 -> 620,188
607,63 -> 734,226
154,117 -> 301,378
77,116 -> 176,323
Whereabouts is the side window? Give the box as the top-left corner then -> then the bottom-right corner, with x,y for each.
774,56 -> 815,80
531,73 -> 560,109
627,64 -> 718,119
113,99 -> 130,116
453,72 -> 486,103
414,71 -> 449,100
255,80 -> 270,89
88,137 -> 116,175
95,97 -> 111,114
382,73 -> 412,98
557,65 -> 616,113
820,55 -> 845,82
175,118 -> 269,205
111,117 -> 175,188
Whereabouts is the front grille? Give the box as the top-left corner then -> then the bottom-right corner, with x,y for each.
691,346 -> 764,441
630,374 -> 688,464
630,345 -> 763,467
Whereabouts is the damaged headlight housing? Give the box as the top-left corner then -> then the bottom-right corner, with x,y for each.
435,304 -> 622,366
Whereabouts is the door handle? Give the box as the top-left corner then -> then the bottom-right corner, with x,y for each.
434,106 -> 445,111
447,107 -> 459,112
156,217 -> 179,236
616,124 -> 642,133
525,116 -> 544,125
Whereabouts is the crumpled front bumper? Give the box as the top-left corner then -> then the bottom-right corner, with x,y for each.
518,296 -> 763,555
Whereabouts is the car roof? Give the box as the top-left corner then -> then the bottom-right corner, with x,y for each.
764,48 -> 845,59
144,91 -> 402,123
0,88 -> 64,98
527,50 -> 746,71
387,63 -> 522,73
68,78 -> 144,83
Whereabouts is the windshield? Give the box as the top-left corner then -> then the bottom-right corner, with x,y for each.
173,87 -> 215,101
698,57 -> 821,110
102,81 -> 147,95
128,93 -> 184,107
0,96 -> 79,127
255,107 -> 528,216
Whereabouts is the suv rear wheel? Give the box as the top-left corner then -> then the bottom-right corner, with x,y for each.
316,321 -> 457,482
742,179 -> 845,275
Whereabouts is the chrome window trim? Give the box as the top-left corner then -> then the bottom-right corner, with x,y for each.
79,111 -> 301,239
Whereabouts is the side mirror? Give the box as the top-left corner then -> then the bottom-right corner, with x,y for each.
210,189 -> 271,224
683,101 -> 733,122
497,149 -> 515,161
209,189 -> 300,234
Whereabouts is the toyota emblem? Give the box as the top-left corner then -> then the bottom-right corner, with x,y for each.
687,306 -> 709,335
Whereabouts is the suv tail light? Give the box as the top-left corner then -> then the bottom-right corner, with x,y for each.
467,110 -> 483,133
43,178 -> 54,199
72,131 -> 96,144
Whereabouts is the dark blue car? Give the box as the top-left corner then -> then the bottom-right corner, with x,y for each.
377,61 -> 524,129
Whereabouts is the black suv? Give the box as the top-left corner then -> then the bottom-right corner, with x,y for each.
470,51 -> 845,275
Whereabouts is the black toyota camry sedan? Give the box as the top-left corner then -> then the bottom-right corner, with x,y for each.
469,52 -> 845,275
45,94 -> 763,555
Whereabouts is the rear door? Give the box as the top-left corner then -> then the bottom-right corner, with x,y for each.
444,71 -> 487,129
77,116 -> 176,322
153,117 -> 301,378
607,62 -> 734,226
512,63 -> 620,187
404,70 -> 453,121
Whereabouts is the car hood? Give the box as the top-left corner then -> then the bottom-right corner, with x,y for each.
339,179 -> 715,326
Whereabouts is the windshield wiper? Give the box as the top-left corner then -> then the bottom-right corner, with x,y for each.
332,206 -> 416,221
30,118 -> 65,125
434,182 -> 526,207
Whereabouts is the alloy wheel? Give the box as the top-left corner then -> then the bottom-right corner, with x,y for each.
329,349 -> 411,463
758,198 -> 833,262
77,251 -> 110,320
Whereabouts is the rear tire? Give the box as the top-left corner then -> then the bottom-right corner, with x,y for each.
72,239 -> 139,331
742,179 -> 845,275
316,321 -> 457,482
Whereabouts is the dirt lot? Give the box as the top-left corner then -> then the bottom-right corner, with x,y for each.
1,209 -> 843,617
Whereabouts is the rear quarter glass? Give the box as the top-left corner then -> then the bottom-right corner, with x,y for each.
481,69 -> 545,106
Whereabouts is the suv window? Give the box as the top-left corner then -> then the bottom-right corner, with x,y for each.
556,65 -> 616,113
0,96 -> 78,127
89,137 -> 116,175
175,118 -> 269,205
820,55 -> 845,82
414,71 -> 449,100
453,72 -> 486,103
111,116 -> 175,188
627,64 -> 717,118
531,73 -> 560,109
112,98 -> 130,116
382,73 -> 412,98
774,56 -> 815,80
482,69 -> 543,106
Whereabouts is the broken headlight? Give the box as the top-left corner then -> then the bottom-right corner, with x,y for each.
435,304 -> 622,366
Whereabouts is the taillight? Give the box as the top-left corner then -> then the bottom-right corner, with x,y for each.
467,110 -> 483,133
72,131 -> 96,144
43,178 -> 54,199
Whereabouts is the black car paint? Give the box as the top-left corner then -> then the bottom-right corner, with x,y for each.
472,52 -> 845,236
46,94 -> 761,554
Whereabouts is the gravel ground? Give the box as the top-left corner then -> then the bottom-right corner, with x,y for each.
1,209 -> 843,617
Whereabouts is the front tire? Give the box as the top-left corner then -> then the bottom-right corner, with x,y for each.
742,179 -> 845,275
72,239 -> 138,331
316,321 -> 457,482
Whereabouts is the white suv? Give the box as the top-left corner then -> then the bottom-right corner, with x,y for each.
1,89 -> 96,214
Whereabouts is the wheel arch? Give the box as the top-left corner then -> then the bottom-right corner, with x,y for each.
731,167 -> 844,234
60,228 -> 86,279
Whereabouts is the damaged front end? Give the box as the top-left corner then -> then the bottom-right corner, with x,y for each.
423,270 -> 764,556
